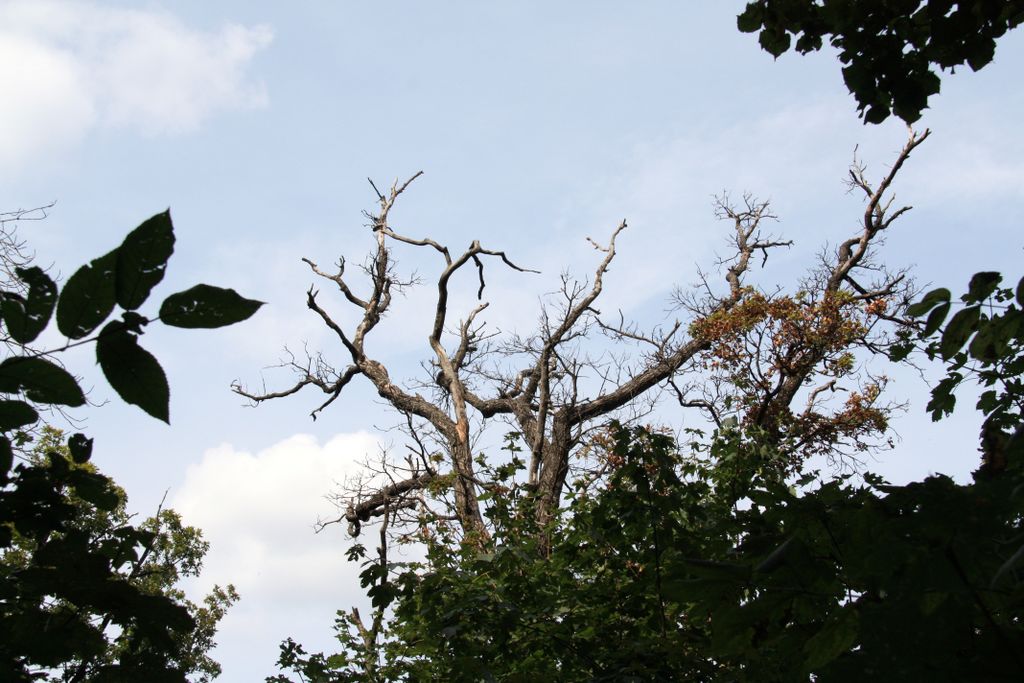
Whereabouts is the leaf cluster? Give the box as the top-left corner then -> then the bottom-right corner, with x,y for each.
1,211 -> 259,680
901,272 -> 1024,473
738,1 -> 1024,123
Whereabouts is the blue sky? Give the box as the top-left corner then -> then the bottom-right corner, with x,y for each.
2,2 -> 1023,680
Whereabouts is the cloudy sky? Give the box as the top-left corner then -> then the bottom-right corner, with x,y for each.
2,1 -> 1023,680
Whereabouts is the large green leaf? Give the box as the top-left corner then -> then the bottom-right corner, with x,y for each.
95,321 -> 169,422
803,607 -> 858,671
159,284 -> 264,328
0,399 -> 39,431
56,249 -> 119,339
2,267 -> 58,344
0,357 -> 86,406
116,210 -> 175,311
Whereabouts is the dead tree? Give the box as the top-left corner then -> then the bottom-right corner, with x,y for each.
234,128 -> 930,538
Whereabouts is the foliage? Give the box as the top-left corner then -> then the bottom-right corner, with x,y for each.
738,0 -> 1024,123
1,428 -> 238,682
0,210 -> 261,680
690,287 -> 892,463
268,270 -> 1024,681
897,272 -> 1024,473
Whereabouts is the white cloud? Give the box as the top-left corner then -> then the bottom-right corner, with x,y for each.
171,432 -> 384,680
0,0 -> 271,170
0,32 -> 96,167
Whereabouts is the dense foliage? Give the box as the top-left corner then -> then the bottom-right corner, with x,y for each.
0,211 -> 261,681
738,0 -> 1024,123
2,428 -> 237,682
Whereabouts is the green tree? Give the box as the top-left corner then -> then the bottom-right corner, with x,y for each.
3,427 -> 238,682
0,209 -> 262,681
738,0 -> 1024,123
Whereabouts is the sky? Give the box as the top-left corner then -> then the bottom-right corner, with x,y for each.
2,1 -> 1023,680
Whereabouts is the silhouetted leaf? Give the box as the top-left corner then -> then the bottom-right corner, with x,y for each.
96,321 -> 169,423
923,302 -> 951,336
2,267 -> 57,344
68,469 -> 121,512
927,375 -> 959,420
68,433 -> 94,464
907,287 -> 951,317
0,399 -> 38,431
940,305 -> 981,359
759,27 -> 791,56
966,271 -> 1001,303
120,310 -> 149,334
0,434 -> 11,482
56,249 -> 118,339
737,4 -> 763,33
159,284 -> 264,328
116,210 -> 175,311
0,357 -> 85,406
968,321 -> 1003,362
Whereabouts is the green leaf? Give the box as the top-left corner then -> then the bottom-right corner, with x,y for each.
803,607 -> 858,671
0,399 -> 38,431
923,301 -> 951,336
116,210 -> 175,311
0,357 -> 86,406
2,267 -> 57,344
940,306 -> 981,360
56,249 -> 118,339
159,284 -> 264,329
1016,276 -> 1024,307
96,321 -> 170,422
906,287 -> 951,317
965,272 -> 1001,303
